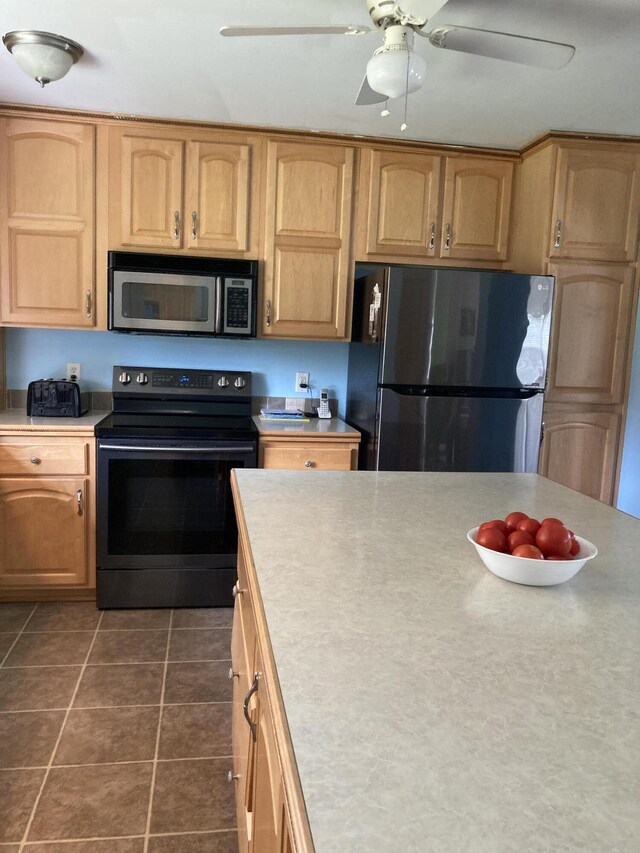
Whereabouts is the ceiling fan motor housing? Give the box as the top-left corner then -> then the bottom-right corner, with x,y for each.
367,0 -> 429,29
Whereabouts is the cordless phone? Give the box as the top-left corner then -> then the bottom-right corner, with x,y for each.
317,389 -> 331,419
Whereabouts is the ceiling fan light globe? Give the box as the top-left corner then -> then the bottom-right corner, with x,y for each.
366,48 -> 426,99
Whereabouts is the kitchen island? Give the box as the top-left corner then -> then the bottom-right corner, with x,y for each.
230,471 -> 640,853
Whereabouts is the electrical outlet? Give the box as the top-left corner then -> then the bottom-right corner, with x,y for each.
66,362 -> 81,382
295,371 -> 309,393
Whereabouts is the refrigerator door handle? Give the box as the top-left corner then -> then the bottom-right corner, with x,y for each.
540,419 -> 545,446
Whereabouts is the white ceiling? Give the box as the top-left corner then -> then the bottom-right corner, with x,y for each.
1,0 -> 639,150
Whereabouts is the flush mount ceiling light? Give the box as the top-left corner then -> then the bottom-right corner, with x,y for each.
366,25 -> 426,100
3,30 -> 84,87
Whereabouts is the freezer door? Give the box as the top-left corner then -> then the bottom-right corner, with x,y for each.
376,389 -> 544,472
379,268 -> 553,388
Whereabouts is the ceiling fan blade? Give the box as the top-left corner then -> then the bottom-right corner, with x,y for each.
355,75 -> 388,106
427,25 -> 575,69
219,25 -> 370,38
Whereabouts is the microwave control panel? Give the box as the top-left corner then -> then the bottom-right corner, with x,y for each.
223,278 -> 252,335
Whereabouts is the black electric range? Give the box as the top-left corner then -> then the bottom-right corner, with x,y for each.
96,365 -> 257,609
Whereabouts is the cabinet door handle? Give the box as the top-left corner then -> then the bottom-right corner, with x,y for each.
243,672 -> 260,742
227,770 -> 239,783
191,210 -> 198,239
444,223 -> 451,251
76,488 -> 83,516
265,299 -> 272,327
173,210 -> 180,239
30,456 -> 41,465
554,219 -> 562,249
304,460 -> 313,467
228,667 -> 240,680
428,221 -> 436,250
85,290 -> 92,318
232,582 -> 245,599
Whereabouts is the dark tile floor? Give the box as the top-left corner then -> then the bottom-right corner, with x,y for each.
0,602 -> 238,853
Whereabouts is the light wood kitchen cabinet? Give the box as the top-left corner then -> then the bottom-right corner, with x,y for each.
262,140 -> 354,339
540,408 -> 620,504
546,262 -> 635,405
440,156 -> 513,261
231,544 -> 299,853
357,149 -> 514,264
259,436 -> 359,470
359,148 -> 441,259
0,117 -> 96,328
108,126 -> 261,256
550,145 -> 640,263
0,435 -> 95,596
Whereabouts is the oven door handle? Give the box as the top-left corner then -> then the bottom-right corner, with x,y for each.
215,276 -> 223,335
99,444 -> 255,454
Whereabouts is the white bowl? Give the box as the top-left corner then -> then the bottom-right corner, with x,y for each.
467,527 -> 598,586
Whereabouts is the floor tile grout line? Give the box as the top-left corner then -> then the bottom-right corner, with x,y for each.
2,657 -> 232,669
0,700 -> 232,714
0,604 -> 38,668
142,609 -> 173,853
19,625 -> 231,634
17,609 -> 105,853
1,754 -> 235,772
16,827 -> 238,846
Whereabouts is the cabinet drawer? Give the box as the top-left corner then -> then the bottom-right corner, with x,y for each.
0,441 -> 88,475
260,441 -> 355,471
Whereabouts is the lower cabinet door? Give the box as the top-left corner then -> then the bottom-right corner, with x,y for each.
0,477 -> 89,587
539,409 -> 620,503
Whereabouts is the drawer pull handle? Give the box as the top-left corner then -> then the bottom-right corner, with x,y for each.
232,582 -> 245,599
304,460 -> 313,467
243,672 -> 260,742
228,667 -> 240,680
30,456 -> 41,465
227,770 -> 239,783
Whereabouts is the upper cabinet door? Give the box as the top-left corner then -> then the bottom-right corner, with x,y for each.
262,140 -> 354,339
440,157 -> 513,261
115,131 -> 185,249
550,145 -> 640,262
0,118 -> 95,328
546,262 -> 635,405
361,149 -> 441,258
186,140 -> 252,253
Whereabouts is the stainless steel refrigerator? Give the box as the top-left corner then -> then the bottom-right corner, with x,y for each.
346,265 -> 554,472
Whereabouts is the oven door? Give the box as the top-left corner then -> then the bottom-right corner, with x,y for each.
110,271 -> 219,334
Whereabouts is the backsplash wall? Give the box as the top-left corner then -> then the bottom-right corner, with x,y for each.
5,329 -> 350,416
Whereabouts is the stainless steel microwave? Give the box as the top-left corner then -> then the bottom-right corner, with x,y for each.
108,252 -> 258,337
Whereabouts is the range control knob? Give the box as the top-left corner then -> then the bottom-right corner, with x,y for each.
218,376 -> 229,388
234,376 -> 246,389
118,371 -> 131,385
136,372 -> 149,385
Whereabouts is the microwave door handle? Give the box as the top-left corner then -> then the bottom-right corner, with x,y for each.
215,277 -> 223,334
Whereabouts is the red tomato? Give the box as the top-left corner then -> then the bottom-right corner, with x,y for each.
569,536 -> 580,557
535,524 -> 572,557
516,517 -> 541,537
512,544 -> 544,559
540,517 -> 565,527
479,519 -> 509,536
504,511 -> 529,531
507,530 -> 534,552
476,528 -> 507,552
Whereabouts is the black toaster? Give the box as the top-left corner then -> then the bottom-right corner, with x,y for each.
27,380 -> 89,418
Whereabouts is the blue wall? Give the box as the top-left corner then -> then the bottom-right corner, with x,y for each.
617,308 -> 640,519
5,329 -> 350,416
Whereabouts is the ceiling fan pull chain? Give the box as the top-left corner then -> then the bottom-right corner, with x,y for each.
381,99 -> 390,118
400,50 -> 410,131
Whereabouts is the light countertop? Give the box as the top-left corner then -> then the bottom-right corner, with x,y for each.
252,415 -> 360,438
233,470 -> 640,853
0,411 -> 110,432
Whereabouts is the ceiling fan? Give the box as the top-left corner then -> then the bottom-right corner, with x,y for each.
220,0 -> 575,108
